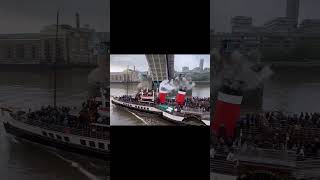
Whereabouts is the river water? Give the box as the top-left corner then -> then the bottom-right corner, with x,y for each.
110,82 -> 210,125
264,67 -> 320,113
0,67 -> 109,180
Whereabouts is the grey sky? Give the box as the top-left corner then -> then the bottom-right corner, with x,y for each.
110,55 -> 210,72
0,0 -> 109,33
211,0 -> 320,32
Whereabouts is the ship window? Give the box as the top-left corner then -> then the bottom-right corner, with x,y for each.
147,108 -> 149,110
64,136 -> 70,142
89,141 -> 96,148
80,139 -> 86,146
98,142 -> 105,149
49,133 -> 54,138
56,135 -> 62,140
42,131 -> 47,136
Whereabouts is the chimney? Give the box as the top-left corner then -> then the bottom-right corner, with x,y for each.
175,90 -> 186,105
76,12 -> 80,29
158,89 -> 167,104
211,88 -> 243,138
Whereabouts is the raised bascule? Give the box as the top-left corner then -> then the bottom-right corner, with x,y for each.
145,54 -> 175,89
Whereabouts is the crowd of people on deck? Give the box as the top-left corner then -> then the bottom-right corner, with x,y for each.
211,111 -> 320,160
27,105 -> 76,127
79,97 -> 109,126
117,95 -> 140,103
14,97 -> 109,130
116,94 -> 210,112
185,97 -> 210,112
164,97 -> 210,112
239,112 -> 320,129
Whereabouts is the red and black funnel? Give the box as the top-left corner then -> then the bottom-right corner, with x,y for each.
176,90 -> 186,105
211,86 -> 243,137
159,90 -> 167,104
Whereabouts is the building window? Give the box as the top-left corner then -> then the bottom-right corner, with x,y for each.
107,144 -> 111,150
98,142 -> 105,149
45,40 -> 50,60
32,46 -> 37,59
89,141 -> 96,148
6,47 -> 12,58
17,45 -> 25,58
80,139 -> 86,146
49,133 -> 54,138
42,131 -> 47,136
64,136 -> 70,142
56,135 -> 62,140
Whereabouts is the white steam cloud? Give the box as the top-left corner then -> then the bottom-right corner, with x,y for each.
212,49 -> 273,91
88,55 -> 107,85
159,75 -> 195,93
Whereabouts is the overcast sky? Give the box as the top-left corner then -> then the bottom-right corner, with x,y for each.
211,0 -> 320,32
0,0 -> 109,33
110,55 -> 210,72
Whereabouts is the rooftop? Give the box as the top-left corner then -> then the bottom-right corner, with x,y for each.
0,33 -> 40,40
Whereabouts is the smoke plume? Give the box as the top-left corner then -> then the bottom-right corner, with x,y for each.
88,55 -> 107,85
159,75 -> 195,93
159,79 -> 176,92
212,49 -> 273,91
87,54 -> 107,97
137,74 -> 152,90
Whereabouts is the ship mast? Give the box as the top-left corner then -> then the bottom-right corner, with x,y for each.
126,65 -> 129,96
54,10 -> 59,108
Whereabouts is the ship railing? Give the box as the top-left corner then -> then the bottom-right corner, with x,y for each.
181,107 -> 209,114
115,97 -> 210,113
167,108 -> 209,116
235,147 -> 298,168
18,118 -> 109,140
294,157 -> 320,179
296,157 -> 320,169
115,98 -> 156,107
210,155 -> 238,175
